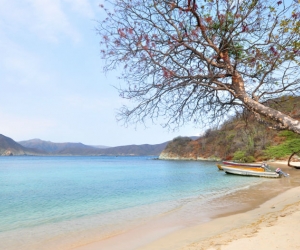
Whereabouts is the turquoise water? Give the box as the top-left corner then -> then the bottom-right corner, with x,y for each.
0,156 -> 267,249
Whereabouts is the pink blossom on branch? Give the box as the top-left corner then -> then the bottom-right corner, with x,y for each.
97,0 -> 300,134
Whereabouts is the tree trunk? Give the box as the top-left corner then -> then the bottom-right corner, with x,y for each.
232,75 -> 300,135
288,151 -> 300,167
244,97 -> 300,133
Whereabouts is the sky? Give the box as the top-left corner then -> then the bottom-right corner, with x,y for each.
0,0 -> 202,147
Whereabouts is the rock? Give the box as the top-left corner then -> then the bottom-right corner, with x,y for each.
4,150 -> 13,156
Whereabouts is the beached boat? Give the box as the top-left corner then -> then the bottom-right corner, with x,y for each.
217,164 -> 264,171
222,161 -> 262,167
221,165 -> 283,178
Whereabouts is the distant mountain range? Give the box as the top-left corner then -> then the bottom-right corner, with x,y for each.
0,134 -> 179,156
18,139 -> 101,154
0,135 -> 42,156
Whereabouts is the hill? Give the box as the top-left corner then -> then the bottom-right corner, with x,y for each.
18,139 -> 170,156
97,142 -> 169,156
160,96 -> 300,162
1,136 -> 169,156
19,139 -> 100,154
0,134 -> 44,156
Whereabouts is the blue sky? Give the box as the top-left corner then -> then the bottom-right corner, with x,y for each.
0,0 -> 201,146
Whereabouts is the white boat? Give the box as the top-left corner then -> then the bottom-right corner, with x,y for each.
221,166 -> 282,178
217,164 -> 264,171
222,161 -> 262,167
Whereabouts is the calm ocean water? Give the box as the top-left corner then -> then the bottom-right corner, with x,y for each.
0,156 -> 268,249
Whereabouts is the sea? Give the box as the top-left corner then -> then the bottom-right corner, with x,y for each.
0,156 -> 279,250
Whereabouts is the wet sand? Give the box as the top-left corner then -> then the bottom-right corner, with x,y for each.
75,161 -> 300,250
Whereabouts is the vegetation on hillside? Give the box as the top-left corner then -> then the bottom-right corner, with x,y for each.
161,96 -> 300,162
264,131 -> 300,159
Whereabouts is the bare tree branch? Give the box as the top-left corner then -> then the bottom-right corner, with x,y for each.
98,0 -> 300,133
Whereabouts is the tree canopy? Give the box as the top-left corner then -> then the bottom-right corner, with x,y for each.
98,0 -> 300,134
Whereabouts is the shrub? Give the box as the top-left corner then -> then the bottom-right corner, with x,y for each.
245,155 -> 255,163
233,150 -> 255,162
278,130 -> 300,140
173,136 -> 192,142
233,150 -> 246,162
264,139 -> 300,159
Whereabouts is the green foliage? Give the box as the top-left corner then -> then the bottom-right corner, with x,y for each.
245,155 -> 256,163
166,136 -> 194,156
247,134 -> 255,154
233,150 -> 255,163
210,18 -> 234,32
162,97 -> 300,161
173,136 -> 192,142
226,133 -> 235,142
264,129 -> 300,159
208,13 -> 246,60
233,150 -> 246,162
228,43 -> 245,59
278,130 -> 300,140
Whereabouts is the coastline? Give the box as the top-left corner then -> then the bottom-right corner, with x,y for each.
74,161 -> 300,250
138,186 -> 300,250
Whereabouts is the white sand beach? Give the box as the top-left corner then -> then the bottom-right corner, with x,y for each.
75,161 -> 300,250
138,186 -> 300,250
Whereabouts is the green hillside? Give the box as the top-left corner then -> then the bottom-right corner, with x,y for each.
160,96 -> 300,163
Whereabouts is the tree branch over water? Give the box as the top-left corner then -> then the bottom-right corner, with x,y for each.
97,0 -> 300,134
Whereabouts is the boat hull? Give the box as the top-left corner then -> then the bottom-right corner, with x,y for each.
217,164 -> 264,171
222,166 -> 280,178
222,161 -> 262,167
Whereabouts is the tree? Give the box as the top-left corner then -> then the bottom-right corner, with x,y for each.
98,0 -> 300,135
288,151 -> 300,167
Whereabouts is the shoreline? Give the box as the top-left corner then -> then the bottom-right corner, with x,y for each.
74,161 -> 300,250
138,186 -> 300,250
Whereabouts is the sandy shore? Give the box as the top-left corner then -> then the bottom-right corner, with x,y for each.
75,161 -> 300,250
139,186 -> 300,250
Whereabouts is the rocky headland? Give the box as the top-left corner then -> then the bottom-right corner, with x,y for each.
159,97 -> 300,163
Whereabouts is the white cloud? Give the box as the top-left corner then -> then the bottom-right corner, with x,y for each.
64,0 -> 95,18
0,0 -> 29,25
28,0 -> 81,43
0,0 -> 82,43
0,36 -> 52,88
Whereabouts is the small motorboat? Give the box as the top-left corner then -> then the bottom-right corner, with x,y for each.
222,161 -> 262,167
221,165 -> 288,178
217,164 -> 264,171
